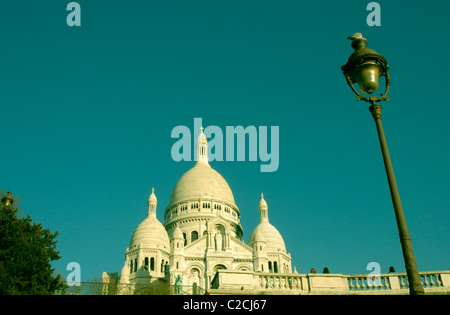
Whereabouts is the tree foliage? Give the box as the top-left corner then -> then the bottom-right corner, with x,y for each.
0,191 -> 64,294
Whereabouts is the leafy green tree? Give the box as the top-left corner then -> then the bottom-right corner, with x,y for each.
0,191 -> 64,294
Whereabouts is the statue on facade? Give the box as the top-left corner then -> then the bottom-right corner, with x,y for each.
214,232 -> 223,251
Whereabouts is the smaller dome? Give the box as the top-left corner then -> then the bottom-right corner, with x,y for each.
130,187 -> 170,251
253,229 -> 265,243
129,216 -> 170,250
248,222 -> 286,253
119,263 -> 129,283
249,194 -> 287,253
173,225 -> 183,239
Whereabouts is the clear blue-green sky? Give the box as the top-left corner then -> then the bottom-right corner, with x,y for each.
1,0 -> 449,281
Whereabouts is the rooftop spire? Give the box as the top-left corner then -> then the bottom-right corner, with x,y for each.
196,126 -> 209,165
148,187 -> 157,217
259,193 -> 269,223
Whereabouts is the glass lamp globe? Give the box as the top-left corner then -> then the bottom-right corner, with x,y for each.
354,62 -> 382,94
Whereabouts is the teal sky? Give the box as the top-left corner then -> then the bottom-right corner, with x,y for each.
1,1 -> 449,281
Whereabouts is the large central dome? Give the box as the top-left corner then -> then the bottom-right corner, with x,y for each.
164,127 -> 242,239
168,128 -> 236,207
168,162 -> 235,206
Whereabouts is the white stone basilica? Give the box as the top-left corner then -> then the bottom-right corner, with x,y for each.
101,128 -> 450,295
102,128 -> 293,294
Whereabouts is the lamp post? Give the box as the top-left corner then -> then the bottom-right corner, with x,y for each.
341,33 -> 424,295
1,191 -> 14,208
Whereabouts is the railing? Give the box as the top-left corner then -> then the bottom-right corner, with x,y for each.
420,272 -> 446,289
347,274 -> 391,291
56,281 -> 105,295
258,274 -> 304,291
251,270 -> 450,294
347,271 -> 448,293
56,282 -> 206,295
58,271 -> 450,295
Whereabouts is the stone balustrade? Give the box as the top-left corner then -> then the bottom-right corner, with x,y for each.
209,270 -> 450,295
98,269 -> 450,295
346,271 -> 450,294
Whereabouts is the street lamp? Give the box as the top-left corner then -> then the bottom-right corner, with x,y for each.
341,33 -> 425,295
1,191 -> 14,208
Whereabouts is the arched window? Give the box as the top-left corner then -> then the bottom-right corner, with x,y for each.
130,260 -> 133,274
183,233 -> 187,246
213,264 -> 227,274
150,257 -> 155,271
268,261 -> 273,273
191,231 -> 199,242
274,261 -> 278,273
144,257 -> 149,270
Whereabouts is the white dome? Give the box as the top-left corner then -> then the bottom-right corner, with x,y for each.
253,229 -> 265,243
119,263 -> 130,283
249,194 -> 287,253
129,216 -> 170,250
173,225 -> 183,239
248,222 -> 286,253
168,162 -> 236,206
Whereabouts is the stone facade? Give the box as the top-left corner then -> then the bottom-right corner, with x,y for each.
103,128 -> 292,294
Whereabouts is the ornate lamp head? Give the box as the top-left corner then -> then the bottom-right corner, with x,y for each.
342,33 -> 390,104
1,191 -> 14,207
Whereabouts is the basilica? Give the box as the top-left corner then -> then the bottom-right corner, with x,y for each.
101,128 -> 450,295
102,128 -> 293,294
